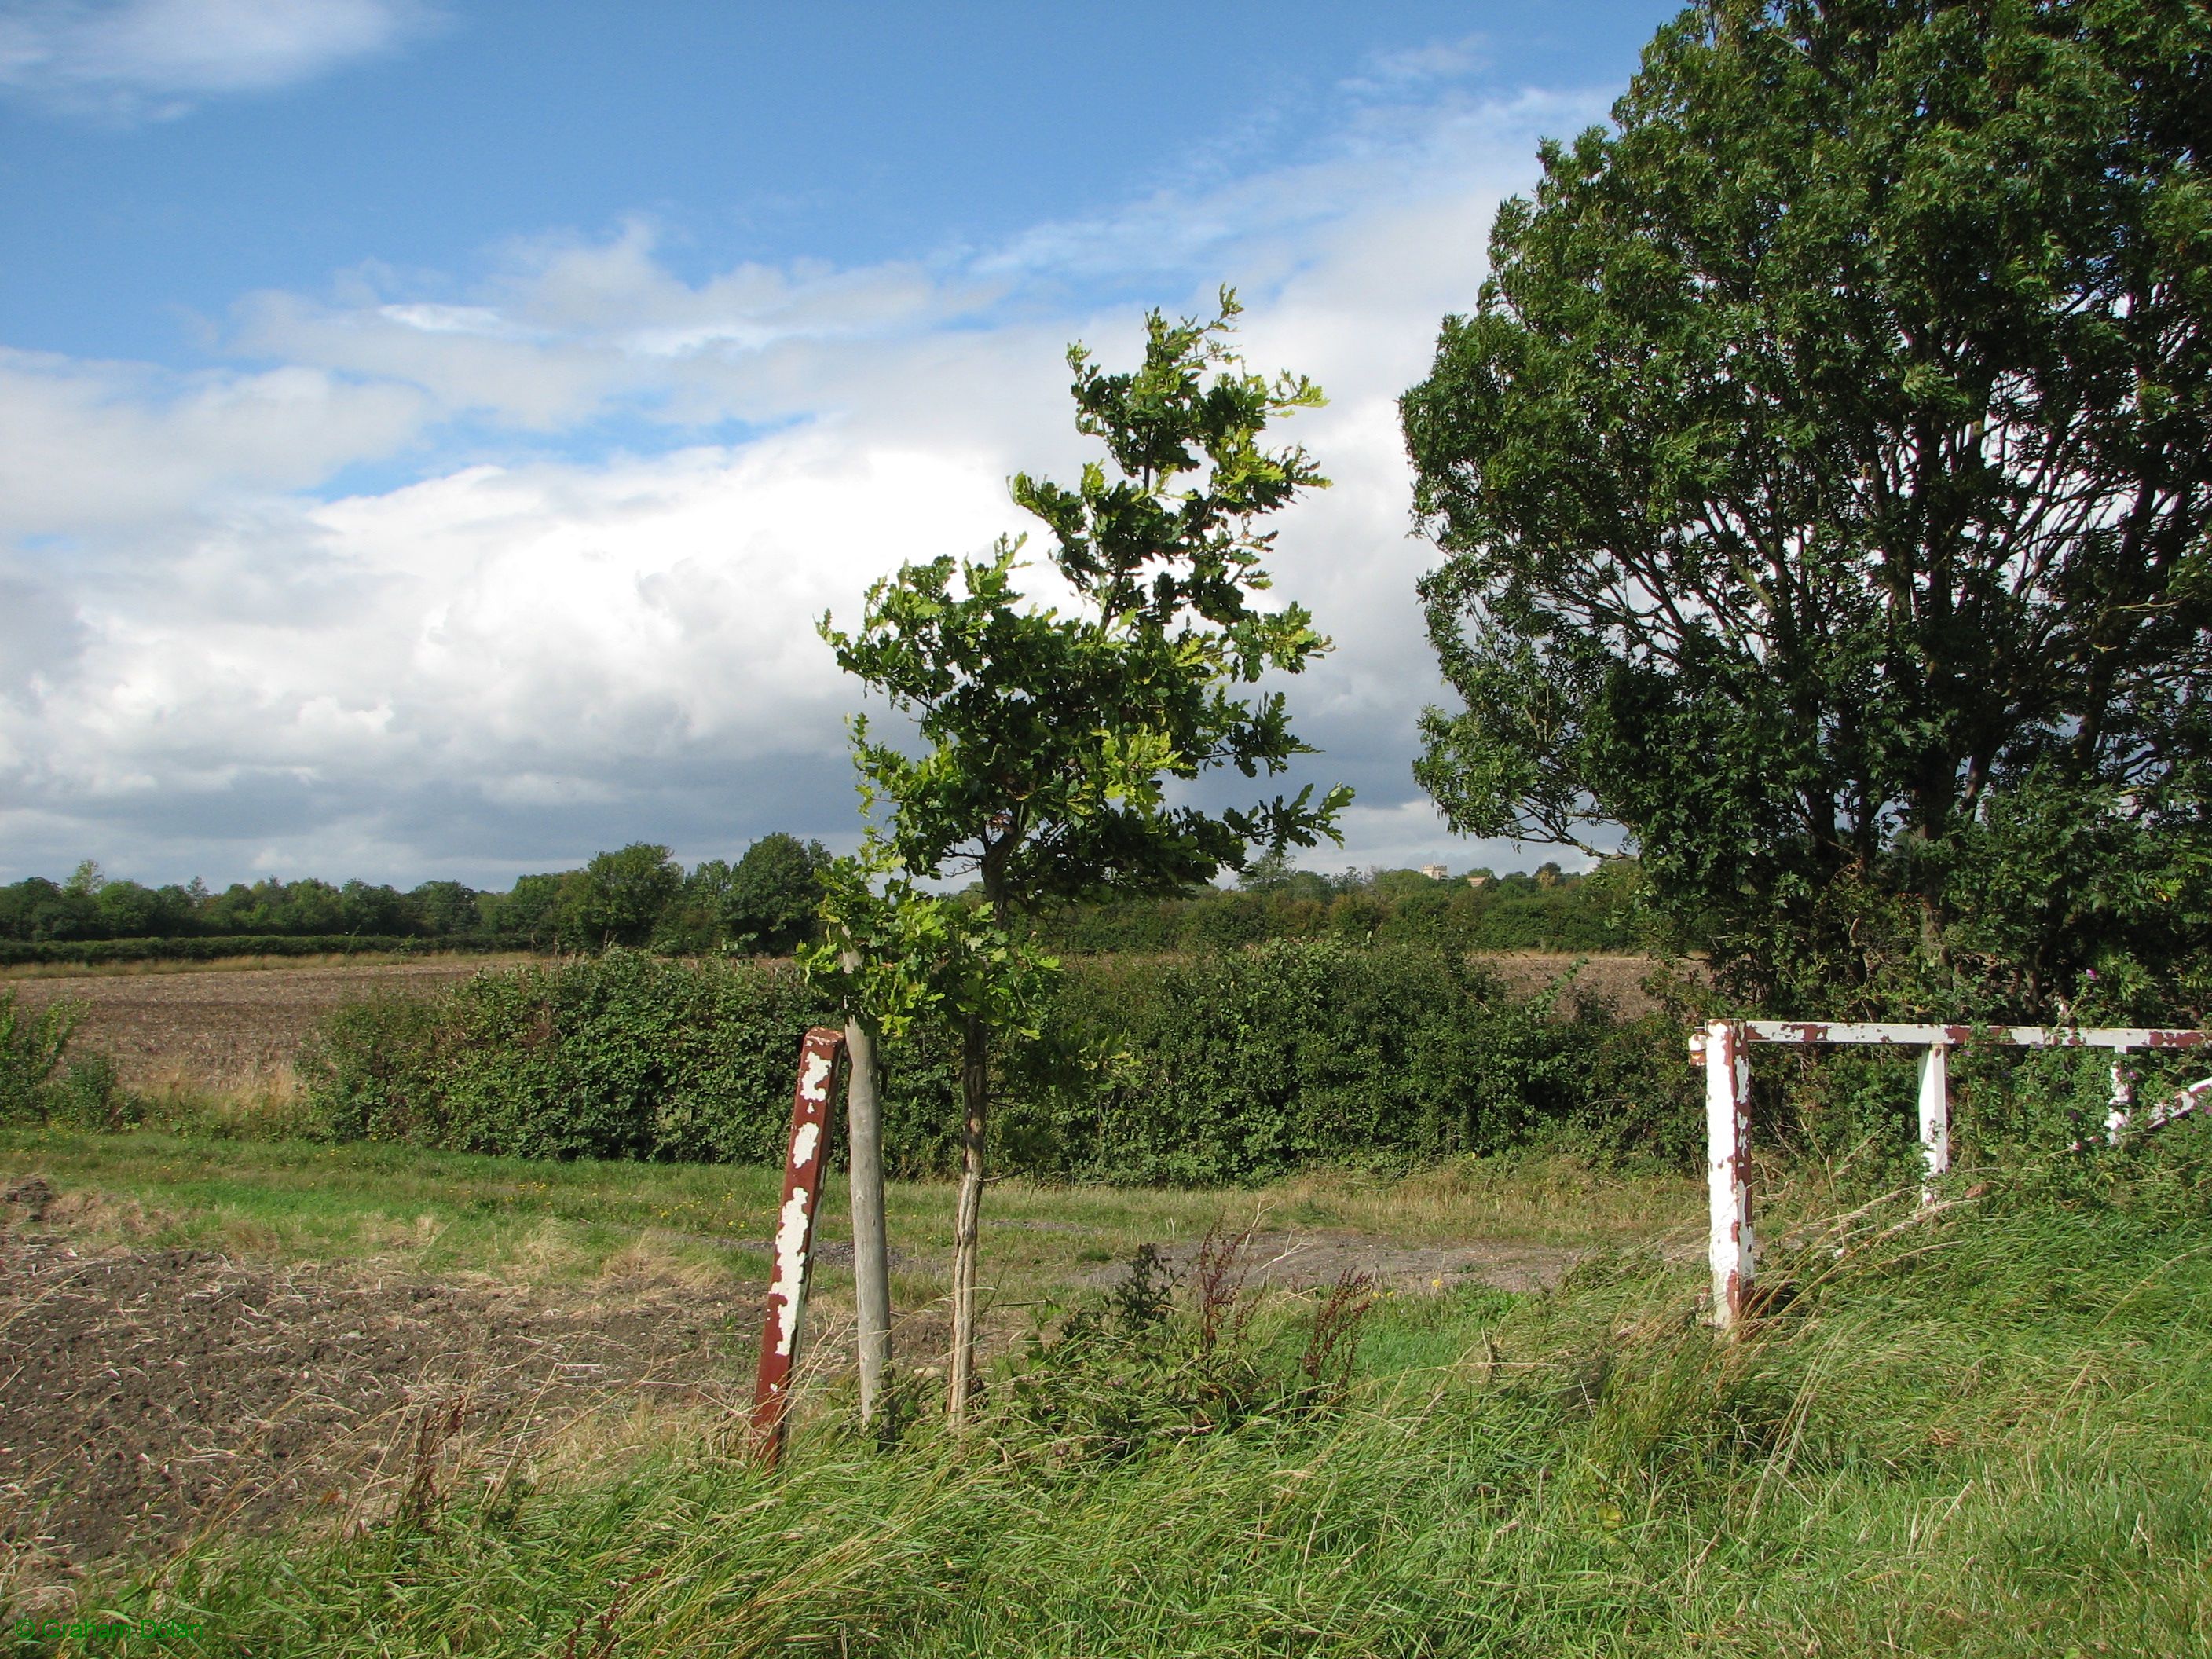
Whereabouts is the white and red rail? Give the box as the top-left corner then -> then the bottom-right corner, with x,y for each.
1693,1020 -> 2209,1330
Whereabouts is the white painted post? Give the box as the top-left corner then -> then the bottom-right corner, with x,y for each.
1917,1043 -> 1950,1203
2105,1051 -> 2135,1145
1701,1020 -> 1753,1329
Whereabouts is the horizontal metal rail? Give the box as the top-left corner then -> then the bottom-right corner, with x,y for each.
1742,1021 -> 2205,1050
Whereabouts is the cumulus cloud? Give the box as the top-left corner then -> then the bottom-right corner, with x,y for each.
0,0 -> 435,117
0,74 -> 1608,884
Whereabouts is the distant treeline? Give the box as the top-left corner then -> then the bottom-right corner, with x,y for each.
0,836 -> 831,957
1,843 -> 1642,961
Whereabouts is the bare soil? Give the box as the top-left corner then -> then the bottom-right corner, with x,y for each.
7,960 -> 503,1088
0,1176 -> 760,1585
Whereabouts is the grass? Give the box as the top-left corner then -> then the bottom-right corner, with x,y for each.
6,1126 -> 2207,1654
0,1127 -> 1699,1309
87,1170 -> 2212,1656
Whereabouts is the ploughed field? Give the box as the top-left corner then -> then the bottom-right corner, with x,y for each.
5,958 -> 519,1089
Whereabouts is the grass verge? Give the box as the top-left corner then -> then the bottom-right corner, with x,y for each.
8,1130 -> 2207,1654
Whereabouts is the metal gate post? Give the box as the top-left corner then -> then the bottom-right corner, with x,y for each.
751,1026 -> 848,1467
1699,1020 -> 1753,1329
1917,1043 -> 1950,1203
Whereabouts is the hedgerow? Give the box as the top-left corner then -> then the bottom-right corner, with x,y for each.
296,943 -> 1694,1181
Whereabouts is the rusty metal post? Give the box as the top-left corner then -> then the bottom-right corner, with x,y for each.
751,1026 -> 847,1467
1917,1042 -> 1950,1203
1700,1020 -> 1753,1329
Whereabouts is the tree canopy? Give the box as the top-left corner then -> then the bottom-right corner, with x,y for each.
1403,0 -> 2212,1018
816,291 -> 1349,1416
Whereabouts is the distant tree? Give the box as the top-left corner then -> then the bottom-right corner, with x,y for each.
817,291 -> 1350,1419
724,834 -> 830,956
489,873 -> 572,950
566,844 -> 685,949
63,860 -> 105,898
339,881 -> 408,936
1403,0 -> 2212,1018
92,881 -> 163,939
410,881 -> 481,938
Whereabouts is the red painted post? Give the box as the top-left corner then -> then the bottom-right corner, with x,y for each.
751,1026 -> 848,1467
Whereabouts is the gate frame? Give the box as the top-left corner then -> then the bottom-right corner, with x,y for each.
1694,1019 -> 2208,1329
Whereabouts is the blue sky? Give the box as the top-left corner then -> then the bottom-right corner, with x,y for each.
0,0 -> 1680,888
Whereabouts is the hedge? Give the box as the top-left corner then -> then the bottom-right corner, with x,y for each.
0,935 -> 536,968
297,943 -> 1697,1183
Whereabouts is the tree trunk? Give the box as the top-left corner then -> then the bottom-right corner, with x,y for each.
840,948 -> 892,1428
947,1009 -> 988,1426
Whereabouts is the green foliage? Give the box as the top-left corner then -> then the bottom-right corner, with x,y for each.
299,953 -> 833,1163
1404,0 -> 2212,1020
722,833 -> 831,955
0,835 -> 838,961
997,1233 -> 1376,1465
811,292 -> 1353,1093
823,293 -> 1349,922
1025,857 -> 1644,954
295,945 -> 1690,1181
0,989 -> 126,1128
0,934 -> 526,969
0,989 -> 79,1122
562,844 -> 685,950
1002,941 -> 1694,1182
296,997 -> 449,1144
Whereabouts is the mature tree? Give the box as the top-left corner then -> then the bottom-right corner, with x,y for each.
565,844 -> 685,950
819,291 -> 1350,1419
410,881 -> 482,939
726,833 -> 831,955
1404,0 -> 2212,1018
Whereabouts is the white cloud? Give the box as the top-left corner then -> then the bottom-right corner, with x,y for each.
0,0 -> 434,116
0,348 -> 430,533
0,76 -> 1613,884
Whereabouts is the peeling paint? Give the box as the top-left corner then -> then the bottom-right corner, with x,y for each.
1705,1021 -> 1753,1331
1743,1020 -> 2205,1050
798,1049 -> 836,1103
1708,1016 -> 2206,1317
769,1188 -> 813,1355
752,1027 -> 847,1467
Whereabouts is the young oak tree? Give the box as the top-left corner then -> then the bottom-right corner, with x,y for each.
814,291 -> 1350,1421
1402,0 -> 2212,1020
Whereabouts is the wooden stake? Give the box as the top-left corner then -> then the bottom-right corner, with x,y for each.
841,979 -> 893,1425
947,1011 -> 987,1426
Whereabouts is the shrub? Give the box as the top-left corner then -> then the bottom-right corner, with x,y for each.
297,943 -> 1697,1180
0,989 -> 130,1127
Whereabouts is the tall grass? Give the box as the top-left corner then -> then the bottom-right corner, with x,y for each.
102,1129 -> 2212,1657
